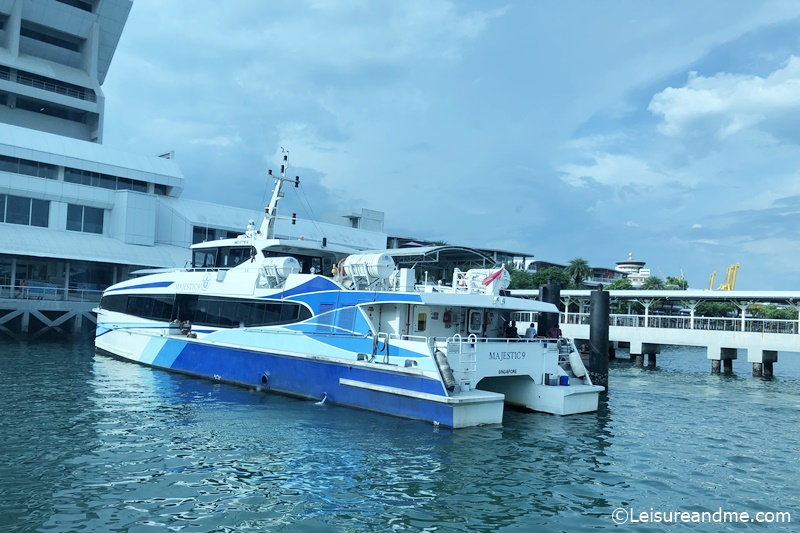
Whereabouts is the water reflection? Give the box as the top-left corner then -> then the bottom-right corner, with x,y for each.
2,342 -> 800,532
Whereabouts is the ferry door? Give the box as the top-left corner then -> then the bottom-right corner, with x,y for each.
411,305 -> 431,336
467,308 -> 484,336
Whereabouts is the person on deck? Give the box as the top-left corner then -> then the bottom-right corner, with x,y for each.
546,324 -> 562,338
524,323 -> 537,338
505,320 -> 518,338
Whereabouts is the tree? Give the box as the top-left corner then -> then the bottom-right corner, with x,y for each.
641,276 -> 666,290
507,265 -> 537,290
605,278 -> 633,290
565,257 -> 592,289
665,276 -> 689,290
696,301 -> 736,317
531,266 -> 570,289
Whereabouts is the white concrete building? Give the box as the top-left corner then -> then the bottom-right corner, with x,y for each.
0,0 -> 386,300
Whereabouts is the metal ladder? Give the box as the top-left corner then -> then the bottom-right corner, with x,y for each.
447,333 -> 477,387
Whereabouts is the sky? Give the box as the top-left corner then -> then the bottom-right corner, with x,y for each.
100,0 -> 800,291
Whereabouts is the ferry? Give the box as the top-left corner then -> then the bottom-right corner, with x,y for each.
94,155 -> 604,428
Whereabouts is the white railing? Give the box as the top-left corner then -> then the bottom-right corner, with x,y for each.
0,283 -> 103,302
562,312 -> 800,335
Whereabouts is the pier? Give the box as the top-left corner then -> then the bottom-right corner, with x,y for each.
0,284 -> 99,340
513,289 -> 800,377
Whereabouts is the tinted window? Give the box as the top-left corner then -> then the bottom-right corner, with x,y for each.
39,163 -> 57,180
66,204 -> 82,231
100,294 -> 127,313
0,155 -> 18,174
30,198 -> 49,227
6,195 -> 29,224
83,206 -> 103,234
64,167 -> 82,184
18,159 -> 38,177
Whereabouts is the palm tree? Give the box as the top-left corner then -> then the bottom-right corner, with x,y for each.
565,257 -> 592,289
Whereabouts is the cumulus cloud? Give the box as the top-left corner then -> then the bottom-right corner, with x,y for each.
557,152 -> 690,190
648,56 -> 800,139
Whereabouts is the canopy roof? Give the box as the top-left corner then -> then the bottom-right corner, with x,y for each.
379,246 -> 497,271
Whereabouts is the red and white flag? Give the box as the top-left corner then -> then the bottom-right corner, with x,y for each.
482,266 -> 505,286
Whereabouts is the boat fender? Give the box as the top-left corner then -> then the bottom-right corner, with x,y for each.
569,350 -> 587,378
179,320 -> 192,335
434,349 -> 457,392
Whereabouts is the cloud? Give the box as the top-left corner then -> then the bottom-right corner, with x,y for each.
648,56 -> 800,139
557,152 -> 692,191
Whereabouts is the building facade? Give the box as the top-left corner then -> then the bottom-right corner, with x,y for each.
0,0 -> 387,338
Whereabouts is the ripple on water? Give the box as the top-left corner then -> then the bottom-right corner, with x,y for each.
1,342 -> 800,531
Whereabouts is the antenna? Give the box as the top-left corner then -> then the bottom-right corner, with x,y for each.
259,150 -> 301,239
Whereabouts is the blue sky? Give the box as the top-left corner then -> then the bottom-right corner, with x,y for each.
101,0 -> 800,290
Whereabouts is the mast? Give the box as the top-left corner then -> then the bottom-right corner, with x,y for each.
259,150 -> 300,239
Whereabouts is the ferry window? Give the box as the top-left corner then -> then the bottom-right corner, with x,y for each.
100,294 -> 127,313
193,250 -> 216,268
468,310 -> 483,334
191,296 -> 311,327
417,313 -> 427,332
224,247 -> 250,267
154,184 -> 167,196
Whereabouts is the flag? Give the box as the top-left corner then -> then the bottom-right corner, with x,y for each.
482,266 -> 505,286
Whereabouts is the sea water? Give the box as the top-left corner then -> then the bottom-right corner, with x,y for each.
1,341 -> 799,532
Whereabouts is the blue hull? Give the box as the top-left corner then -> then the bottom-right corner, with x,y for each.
98,336 -> 465,428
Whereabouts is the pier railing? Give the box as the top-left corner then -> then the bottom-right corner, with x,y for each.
563,312 -> 799,335
0,283 -> 103,303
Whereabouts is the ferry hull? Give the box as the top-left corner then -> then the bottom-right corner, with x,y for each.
95,329 -> 505,429
479,376 -> 605,415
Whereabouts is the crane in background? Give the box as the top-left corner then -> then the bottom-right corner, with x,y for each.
711,263 -> 740,290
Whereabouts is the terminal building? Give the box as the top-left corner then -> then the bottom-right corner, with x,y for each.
0,0 -> 386,338
0,0 -> 636,338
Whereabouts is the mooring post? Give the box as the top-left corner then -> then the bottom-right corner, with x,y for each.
537,281 -> 561,338
589,287 -> 610,389
723,359 -> 733,374
752,362 -> 763,377
711,360 -> 721,374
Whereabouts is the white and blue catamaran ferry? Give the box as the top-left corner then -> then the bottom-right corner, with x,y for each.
95,155 -> 604,428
